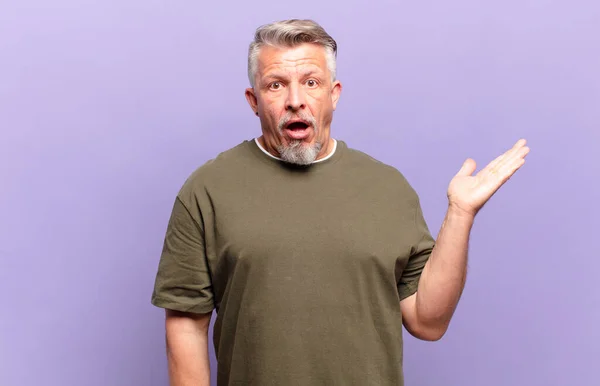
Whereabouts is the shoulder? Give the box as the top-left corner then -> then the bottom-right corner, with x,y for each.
342,142 -> 416,192
177,140 -> 254,204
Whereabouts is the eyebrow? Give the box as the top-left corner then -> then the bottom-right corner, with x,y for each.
262,69 -> 324,82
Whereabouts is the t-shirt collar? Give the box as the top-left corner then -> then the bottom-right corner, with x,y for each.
253,137 -> 338,164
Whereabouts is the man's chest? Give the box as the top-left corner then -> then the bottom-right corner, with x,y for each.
204,175 -> 418,285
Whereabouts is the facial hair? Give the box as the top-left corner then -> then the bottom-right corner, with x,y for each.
276,112 -> 321,166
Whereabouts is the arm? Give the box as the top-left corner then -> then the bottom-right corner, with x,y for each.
165,309 -> 212,386
400,206 -> 472,341
151,195 -> 216,384
401,139 -> 529,341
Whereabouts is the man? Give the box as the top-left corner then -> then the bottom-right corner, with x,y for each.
151,19 -> 529,386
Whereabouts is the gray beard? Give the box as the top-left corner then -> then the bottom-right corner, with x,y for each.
276,113 -> 321,165
277,140 -> 323,165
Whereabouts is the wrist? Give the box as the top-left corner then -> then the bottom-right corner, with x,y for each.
447,203 -> 476,224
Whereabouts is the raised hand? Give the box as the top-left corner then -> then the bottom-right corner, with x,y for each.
447,139 -> 530,217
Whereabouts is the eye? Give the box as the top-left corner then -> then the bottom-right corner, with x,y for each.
306,79 -> 318,88
269,82 -> 282,90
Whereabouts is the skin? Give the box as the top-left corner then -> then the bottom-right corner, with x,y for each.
245,43 -> 342,161
165,309 -> 211,386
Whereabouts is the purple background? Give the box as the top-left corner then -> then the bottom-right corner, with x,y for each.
1,1 -> 599,385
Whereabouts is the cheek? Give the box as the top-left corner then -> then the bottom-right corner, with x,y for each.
262,97 -> 283,116
307,91 -> 331,113
267,107 -> 282,124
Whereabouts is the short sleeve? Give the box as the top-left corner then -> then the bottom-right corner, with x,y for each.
397,197 -> 435,301
151,196 -> 215,314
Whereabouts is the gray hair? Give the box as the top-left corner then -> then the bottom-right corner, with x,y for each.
247,19 -> 338,88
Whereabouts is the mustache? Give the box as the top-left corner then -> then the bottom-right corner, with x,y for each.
277,112 -> 317,132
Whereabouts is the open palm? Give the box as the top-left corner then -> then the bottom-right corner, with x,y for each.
447,139 -> 530,217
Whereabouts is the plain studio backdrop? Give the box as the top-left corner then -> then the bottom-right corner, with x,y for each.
1,1 -> 598,385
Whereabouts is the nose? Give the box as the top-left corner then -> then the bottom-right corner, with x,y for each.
285,83 -> 306,112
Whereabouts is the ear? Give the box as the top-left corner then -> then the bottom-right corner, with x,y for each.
331,80 -> 342,110
245,87 -> 259,115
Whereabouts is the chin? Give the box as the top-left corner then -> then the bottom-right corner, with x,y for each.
284,137 -> 314,146
277,140 -> 322,166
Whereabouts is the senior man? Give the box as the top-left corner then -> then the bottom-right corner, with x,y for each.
151,19 -> 529,386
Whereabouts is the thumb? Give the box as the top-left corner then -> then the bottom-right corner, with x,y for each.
455,158 -> 476,177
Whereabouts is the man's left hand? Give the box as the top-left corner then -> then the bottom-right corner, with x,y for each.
447,139 -> 530,217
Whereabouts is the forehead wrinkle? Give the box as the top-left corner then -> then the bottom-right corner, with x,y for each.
259,54 -> 324,72
261,63 -> 324,80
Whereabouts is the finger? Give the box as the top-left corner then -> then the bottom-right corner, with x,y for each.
485,148 -> 529,188
483,139 -> 527,174
481,148 -> 529,187
503,139 -> 528,165
480,160 -> 526,195
497,146 -> 530,177
501,144 -> 530,169
455,158 -> 477,177
495,139 -> 527,165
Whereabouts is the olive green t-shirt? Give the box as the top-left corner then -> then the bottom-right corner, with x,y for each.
151,139 -> 435,386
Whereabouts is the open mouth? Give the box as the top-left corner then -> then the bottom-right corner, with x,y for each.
286,121 -> 310,130
283,120 -> 312,140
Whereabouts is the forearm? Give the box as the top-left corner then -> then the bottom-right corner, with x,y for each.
402,139 -> 528,340
165,311 -> 211,386
414,205 -> 474,331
